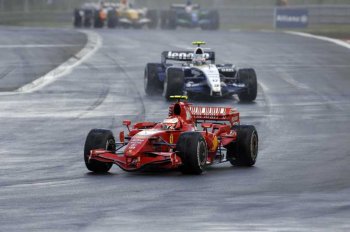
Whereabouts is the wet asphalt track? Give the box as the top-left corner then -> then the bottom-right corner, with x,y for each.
0,27 -> 86,91
0,28 -> 350,231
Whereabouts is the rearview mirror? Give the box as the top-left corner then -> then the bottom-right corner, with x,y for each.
123,120 -> 131,126
123,120 -> 131,132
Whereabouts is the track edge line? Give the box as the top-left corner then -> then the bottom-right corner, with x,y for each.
8,30 -> 102,94
285,31 -> 350,50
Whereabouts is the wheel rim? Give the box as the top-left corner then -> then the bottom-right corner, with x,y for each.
197,140 -> 207,167
106,138 -> 116,152
250,131 -> 258,161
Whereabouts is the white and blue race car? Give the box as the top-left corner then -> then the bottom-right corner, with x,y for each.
144,41 -> 257,102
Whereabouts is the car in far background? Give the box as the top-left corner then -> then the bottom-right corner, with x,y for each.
160,3 -> 219,30
73,1 -> 158,29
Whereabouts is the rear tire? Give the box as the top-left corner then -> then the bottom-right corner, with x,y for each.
163,68 -> 184,100
238,68 -> 257,102
177,132 -> 208,175
84,129 -> 115,173
74,9 -> 82,28
107,10 -> 118,28
83,9 -> 93,28
228,125 -> 258,166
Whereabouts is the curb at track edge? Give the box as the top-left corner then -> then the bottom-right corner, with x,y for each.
285,31 -> 350,50
0,30 -> 102,95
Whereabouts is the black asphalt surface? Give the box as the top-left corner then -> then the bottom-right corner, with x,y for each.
0,26 -> 86,91
0,28 -> 349,231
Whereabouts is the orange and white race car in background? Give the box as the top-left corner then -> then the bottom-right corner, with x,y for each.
74,1 -> 158,29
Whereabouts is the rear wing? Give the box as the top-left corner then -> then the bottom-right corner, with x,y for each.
188,106 -> 239,126
161,51 -> 215,64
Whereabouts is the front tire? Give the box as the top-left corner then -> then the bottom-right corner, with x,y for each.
107,10 -> 118,28
228,125 -> 258,166
176,132 -> 208,175
94,10 -> 104,28
144,63 -> 162,95
163,68 -> 184,100
238,68 -> 257,102
84,129 -> 115,173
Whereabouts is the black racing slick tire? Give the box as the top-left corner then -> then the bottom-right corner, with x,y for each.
176,132 -> 208,175
107,10 -> 118,28
163,68 -> 184,100
74,9 -> 82,28
228,125 -> 258,166
84,129 -> 115,173
144,63 -> 162,95
238,68 -> 257,102
83,9 -> 93,28
147,9 -> 158,29
94,10 -> 104,28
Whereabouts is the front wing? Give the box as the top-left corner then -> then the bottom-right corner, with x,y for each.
89,149 -> 182,172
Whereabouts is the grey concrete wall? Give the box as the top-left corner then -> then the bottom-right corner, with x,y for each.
0,0 -> 349,27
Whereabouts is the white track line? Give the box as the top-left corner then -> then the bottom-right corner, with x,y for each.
286,31 -> 350,50
0,30 -> 102,95
0,44 -> 81,49
17,30 -> 102,93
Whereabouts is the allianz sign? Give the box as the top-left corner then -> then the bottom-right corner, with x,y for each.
274,8 -> 309,28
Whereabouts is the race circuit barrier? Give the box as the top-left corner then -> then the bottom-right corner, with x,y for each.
274,7 -> 309,29
1,4 -> 350,28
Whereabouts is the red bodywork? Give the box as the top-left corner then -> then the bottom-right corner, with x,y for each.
89,101 -> 240,171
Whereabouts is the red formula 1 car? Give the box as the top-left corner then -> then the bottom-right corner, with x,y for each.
84,96 -> 258,174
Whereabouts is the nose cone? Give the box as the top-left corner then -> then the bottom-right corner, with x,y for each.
204,65 -> 221,93
125,129 -> 163,157
125,137 -> 148,157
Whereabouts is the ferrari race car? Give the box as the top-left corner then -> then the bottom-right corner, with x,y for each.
144,41 -> 258,102
84,96 -> 258,174
74,1 -> 158,29
160,2 -> 219,30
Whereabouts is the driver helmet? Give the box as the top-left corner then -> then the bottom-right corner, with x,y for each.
162,117 -> 181,130
192,47 -> 206,65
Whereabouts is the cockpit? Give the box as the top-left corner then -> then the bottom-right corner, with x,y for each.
192,47 -> 206,65
162,117 -> 181,130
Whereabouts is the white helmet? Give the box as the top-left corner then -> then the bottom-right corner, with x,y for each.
192,47 -> 206,65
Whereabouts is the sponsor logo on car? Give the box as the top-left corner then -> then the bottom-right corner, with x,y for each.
167,51 -> 210,60
189,106 -> 226,116
220,68 -> 234,72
